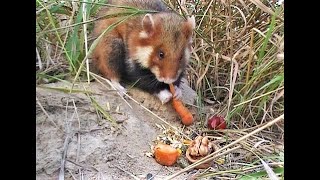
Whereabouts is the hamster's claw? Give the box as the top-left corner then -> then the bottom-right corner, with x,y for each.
111,80 -> 127,96
173,85 -> 182,99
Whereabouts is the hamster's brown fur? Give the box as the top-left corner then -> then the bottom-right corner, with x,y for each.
92,0 -> 195,103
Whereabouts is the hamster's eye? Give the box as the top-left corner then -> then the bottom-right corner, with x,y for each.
158,50 -> 165,60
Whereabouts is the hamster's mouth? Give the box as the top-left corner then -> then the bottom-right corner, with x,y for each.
157,78 -> 176,84
150,67 -> 180,84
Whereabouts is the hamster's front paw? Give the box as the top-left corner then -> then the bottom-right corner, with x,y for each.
111,80 -> 127,96
173,85 -> 182,99
156,89 -> 173,104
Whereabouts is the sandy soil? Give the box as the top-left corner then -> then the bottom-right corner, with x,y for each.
36,79 -> 199,180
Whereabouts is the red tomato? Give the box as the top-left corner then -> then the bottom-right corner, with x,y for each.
207,115 -> 226,130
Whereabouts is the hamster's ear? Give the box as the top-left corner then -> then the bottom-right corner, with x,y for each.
182,15 -> 196,39
187,15 -> 196,30
142,14 -> 155,36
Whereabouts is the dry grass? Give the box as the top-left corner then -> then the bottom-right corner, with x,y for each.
165,0 -> 284,178
36,0 -> 284,179
172,0 -> 284,123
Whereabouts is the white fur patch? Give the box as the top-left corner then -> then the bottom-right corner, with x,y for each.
156,89 -> 172,104
126,58 -> 135,70
153,68 -> 178,84
150,66 -> 160,79
135,46 -> 153,68
139,31 -> 148,39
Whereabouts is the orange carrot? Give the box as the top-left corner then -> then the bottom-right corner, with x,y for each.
154,143 -> 181,166
169,84 -> 193,125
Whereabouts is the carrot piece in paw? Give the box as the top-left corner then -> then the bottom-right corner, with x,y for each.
169,84 -> 193,125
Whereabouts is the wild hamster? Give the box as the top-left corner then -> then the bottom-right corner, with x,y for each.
92,0 -> 195,104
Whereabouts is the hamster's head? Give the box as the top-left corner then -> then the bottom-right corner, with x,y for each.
129,13 -> 195,84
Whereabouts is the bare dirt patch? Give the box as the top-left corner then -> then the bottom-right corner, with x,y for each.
36,80 -> 198,180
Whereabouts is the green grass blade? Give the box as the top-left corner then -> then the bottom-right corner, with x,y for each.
37,85 -> 95,94
65,4 -> 84,72
90,0 -> 107,15
239,167 -> 284,180
88,95 -> 117,125
49,2 -> 71,15
255,74 -> 283,94
36,0 -> 74,71
257,8 -> 278,66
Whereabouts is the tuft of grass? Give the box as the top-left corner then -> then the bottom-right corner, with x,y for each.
36,0 -> 108,76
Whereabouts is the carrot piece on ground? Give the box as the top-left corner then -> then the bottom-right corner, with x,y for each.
154,143 -> 181,166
